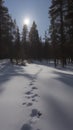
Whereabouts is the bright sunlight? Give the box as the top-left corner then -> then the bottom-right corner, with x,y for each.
23,18 -> 30,26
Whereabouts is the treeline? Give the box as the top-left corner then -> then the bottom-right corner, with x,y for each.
0,0 -> 50,64
49,0 -> 73,67
0,0 -> 49,63
0,0 -> 73,67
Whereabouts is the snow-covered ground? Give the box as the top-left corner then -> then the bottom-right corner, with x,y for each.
0,60 -> 73,130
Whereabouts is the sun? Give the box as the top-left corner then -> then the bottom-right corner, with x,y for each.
23,18 -> 30,26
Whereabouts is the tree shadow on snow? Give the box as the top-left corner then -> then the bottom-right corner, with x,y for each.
0,64 -> 33,94
43,94 -> 73,130
53,71 -> 73,87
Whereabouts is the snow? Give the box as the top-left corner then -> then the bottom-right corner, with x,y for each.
0,60 -> 73,130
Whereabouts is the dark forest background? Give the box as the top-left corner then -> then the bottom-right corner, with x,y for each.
0,0 -> 73,67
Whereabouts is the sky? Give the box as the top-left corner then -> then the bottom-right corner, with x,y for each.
4,0 -> 51,39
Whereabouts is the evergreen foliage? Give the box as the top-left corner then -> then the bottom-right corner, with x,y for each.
0,0 -> 73,67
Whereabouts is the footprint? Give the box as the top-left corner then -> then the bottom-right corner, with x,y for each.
32,99 -> 35,102
32,86 -> 38,90
32,99 -> 38,102
32,79 -> 36,83
30,109 -> 38,117
37,111 -> 42,118
22,102 -> 33,107
25,96 -> 31,99
32,94 -> 39,98
21,123 -> 32,130
22,102 -> 26,105
29,82 -> 33,86
30,109 -> 42,118
27,102 -> 33,107
25,91 -> 33,95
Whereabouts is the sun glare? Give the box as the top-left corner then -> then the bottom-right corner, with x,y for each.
23,18 -> 30,26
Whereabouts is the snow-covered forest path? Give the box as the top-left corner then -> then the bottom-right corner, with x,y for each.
0,61 -> 73,130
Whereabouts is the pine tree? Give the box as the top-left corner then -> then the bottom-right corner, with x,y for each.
65,0 -> 73,62
49,0 -> 69,67
14,27 -> 20,64
29,21 -> 39,59
49,0 -> 61,66
44,31 -> 50,61
21,24 -> 28,61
